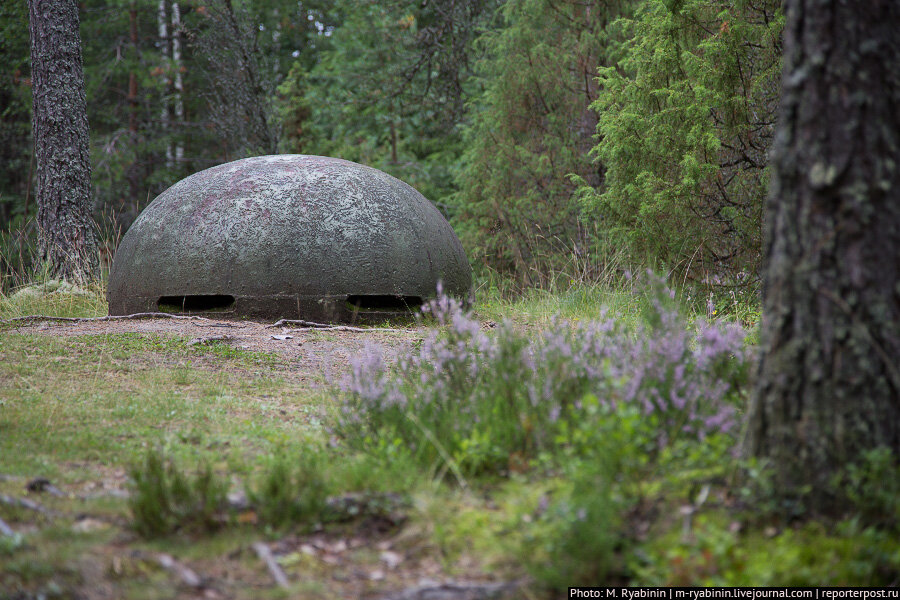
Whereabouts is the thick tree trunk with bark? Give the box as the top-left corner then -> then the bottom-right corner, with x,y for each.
747,0 -> 900,506
28,0 -> 98,281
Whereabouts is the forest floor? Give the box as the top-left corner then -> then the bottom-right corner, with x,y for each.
0,314 -> 523,600
3,283 -> 897,598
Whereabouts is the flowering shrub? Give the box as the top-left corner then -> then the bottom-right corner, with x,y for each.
338,282 -> 751,478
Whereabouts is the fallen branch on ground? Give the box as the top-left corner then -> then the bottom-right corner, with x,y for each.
252,542 -> 290,589
0,312 -> 212,327
144,552 -> 205,589
188,335 -> 234,346
77,489 -> 130,501
0,517 -> 15,537
0,493 -> 57,517
269,318 -> 407,333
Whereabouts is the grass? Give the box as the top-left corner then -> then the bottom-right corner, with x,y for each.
475,279 -> 643,325
2,276 -> 895,597
0,278 -> 108,319
0,324 -> 410,598
0,284 -> 473,598
0,332 -> 314,478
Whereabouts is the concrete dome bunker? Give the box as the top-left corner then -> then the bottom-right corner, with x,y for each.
108,155 -> 473,322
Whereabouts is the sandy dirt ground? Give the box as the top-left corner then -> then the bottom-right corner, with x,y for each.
5,316 -> 426,384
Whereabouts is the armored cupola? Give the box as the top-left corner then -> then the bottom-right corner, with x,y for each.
107,155 -> 472,322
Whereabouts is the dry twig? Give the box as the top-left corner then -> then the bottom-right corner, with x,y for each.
188,335 -> 234,346
0,517 -> 15,537
0,493 -> 57,517
269,318 -> 406,333
0,312 -> 212,327
252,542 -> 290,589
150,553 -> 205,589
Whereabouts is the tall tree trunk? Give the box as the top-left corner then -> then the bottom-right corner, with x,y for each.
28,0 -> 98,281
747,0 -> 900,506
158,0 -> 173,168
171,1 -> 184,162
125,2 -> 146,217
127,6 -> 139,135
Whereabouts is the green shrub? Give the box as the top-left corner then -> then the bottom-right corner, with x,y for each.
247,451 -> 329,530
338,283 -> 750,479
834,447 -> 900,529
452,0 -> 634,285
128,449 -> 228,538
633,516 -> 900,586
526,457 -> 625,587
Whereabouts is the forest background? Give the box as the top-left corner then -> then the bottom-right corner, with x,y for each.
0,0 -> 782,298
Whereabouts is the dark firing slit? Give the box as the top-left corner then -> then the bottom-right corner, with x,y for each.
346,294 -> 423,311
158,295 -> 235,312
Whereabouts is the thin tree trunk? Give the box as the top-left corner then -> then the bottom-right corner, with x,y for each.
28,0 -> 98,281
171,1 -> 184,162
158,0 -> 173,168
127,6 -> 139,135
390,116 -> 398,163
126,3 -> 143,211
220,0 -> 275,154
747,0 -> 900,507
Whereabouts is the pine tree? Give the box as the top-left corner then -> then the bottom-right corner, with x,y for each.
28,0 -> 98,281
748,0 -> 900,507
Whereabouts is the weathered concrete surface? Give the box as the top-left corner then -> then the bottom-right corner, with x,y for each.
108,155 -> 472,322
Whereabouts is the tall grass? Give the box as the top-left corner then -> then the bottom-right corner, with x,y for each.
0,211 -> 115,319
0,215 -> 38,293
0,277 -> 107,319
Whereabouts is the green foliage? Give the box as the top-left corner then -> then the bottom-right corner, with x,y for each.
633,516 -> 900,585
736,448 -> 900,530
279,0 -> 494,206
128,449 -> 229,538
528,459 -> 623,587
247,451 -> 329,530
0,218 -> 38,293
0,0 -> 32,227
338,283 -> 750,481
832,447 -> 900,529
454,0 -> 634,285
585,0 -> 782,282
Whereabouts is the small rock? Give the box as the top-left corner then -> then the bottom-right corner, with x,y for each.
380,550 -> 403,569
26,477 -> 65,497
299,543 -> 317,556
72,517 -> 110,533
